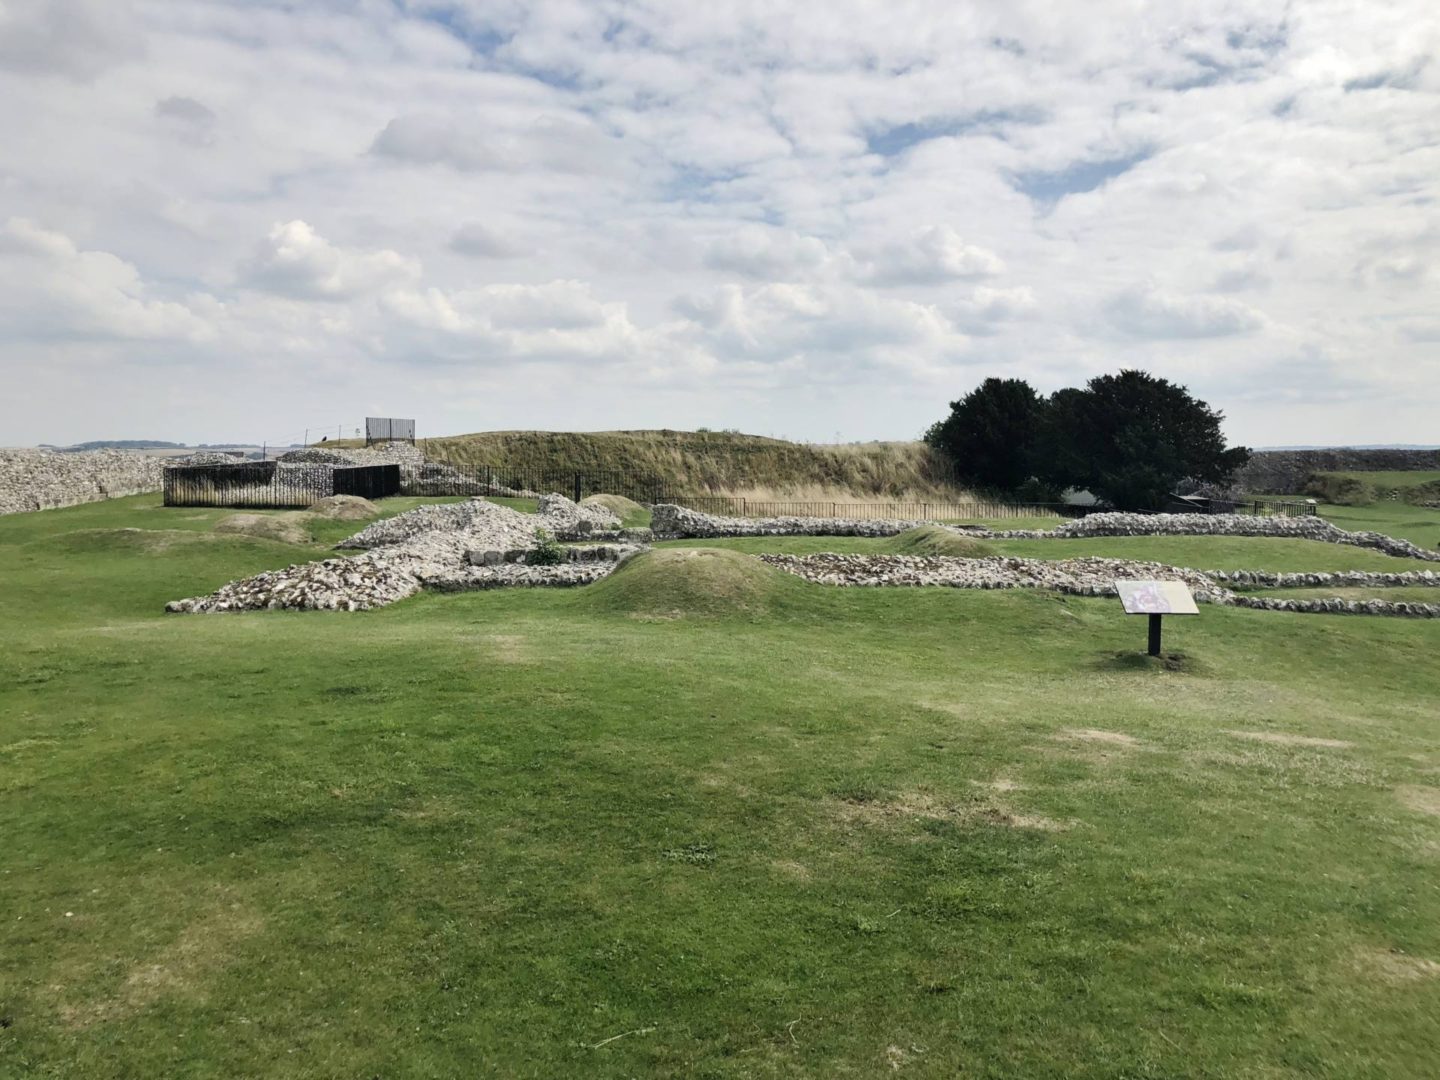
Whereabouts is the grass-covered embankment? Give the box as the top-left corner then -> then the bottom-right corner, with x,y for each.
2,495 -> 1439,1077
335,429 -> 965,499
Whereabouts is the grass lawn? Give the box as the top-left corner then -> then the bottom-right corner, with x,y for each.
3,496 -> 1439,1077
1318,502 -> 1440,550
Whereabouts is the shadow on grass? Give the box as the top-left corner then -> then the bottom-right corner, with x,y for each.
1091,650 -> 1207,675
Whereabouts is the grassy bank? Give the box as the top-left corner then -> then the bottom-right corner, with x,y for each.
336,429 -> 966,499
2,496 -> 1439,1077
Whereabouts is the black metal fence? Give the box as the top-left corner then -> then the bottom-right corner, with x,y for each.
163,463 -> 401,508
1183,498 -> 1318,517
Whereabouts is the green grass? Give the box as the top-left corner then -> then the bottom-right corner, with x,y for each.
1318,502 -> 1440,549
3,497 -> 1440,1077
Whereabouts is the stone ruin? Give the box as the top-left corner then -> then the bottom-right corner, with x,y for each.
165,497 -> 1440,619
0,448 -> 165,515
166,493 -> 648,612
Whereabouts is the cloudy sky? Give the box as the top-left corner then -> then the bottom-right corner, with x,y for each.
1,0 -> 1436,448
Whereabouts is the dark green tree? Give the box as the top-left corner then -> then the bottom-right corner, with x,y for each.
1037,369 -> 1249,511
924,377 -> 1045,492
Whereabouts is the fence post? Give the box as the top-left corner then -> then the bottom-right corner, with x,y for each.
574,472 -> 582,503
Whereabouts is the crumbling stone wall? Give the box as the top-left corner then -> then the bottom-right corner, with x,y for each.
0,449 -> 164,515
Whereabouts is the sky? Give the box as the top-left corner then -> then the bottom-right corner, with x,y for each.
1,0 -> 1437,449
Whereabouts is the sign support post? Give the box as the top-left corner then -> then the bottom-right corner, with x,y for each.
1148,613 -> 1162,657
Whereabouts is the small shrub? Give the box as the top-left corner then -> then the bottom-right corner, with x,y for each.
529,527 -> 566,566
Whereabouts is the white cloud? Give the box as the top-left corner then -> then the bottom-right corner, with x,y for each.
951,285 -> 1039,332
0,0 -> 143,80
449,223 -> 525,259
371,111 -> 623,175
1106,283 -> 1266,339
0,217 -> 213,342
674,282 -> 955,371
702,226 -> 834,280
241,221 -> 420,301
154,95 -> 216,145
858,227 -> 1005,285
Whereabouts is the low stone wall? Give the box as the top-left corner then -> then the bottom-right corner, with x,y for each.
465,543 -> 643,566
652,506 -> 1440,563
756,553 -> 1230,601
991,512 -> 1440,563
1,449 -> 164,515
650,504 -> 929,539
1228,594 -> 1440,617
1237,448 -> 1440,494
1208,569 -> 1440,589
757,553 -> 1440,618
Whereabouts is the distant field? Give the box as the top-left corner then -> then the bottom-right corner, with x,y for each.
1321,470 -> 1440,490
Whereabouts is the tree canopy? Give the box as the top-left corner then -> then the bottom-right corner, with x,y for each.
923,377 -> 1044,492
927,370 -> 1250,511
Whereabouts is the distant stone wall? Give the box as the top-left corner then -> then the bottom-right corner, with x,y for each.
0,449 -> 164,515
1237,449 -> 1440,494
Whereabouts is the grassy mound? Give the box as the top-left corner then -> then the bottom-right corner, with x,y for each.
886,525 -> 995,558
45,527 -> 219,555
581,493 -> 651,527
214,513 -> 311,544
575,548 -> 800,619
308,495 -> 381,521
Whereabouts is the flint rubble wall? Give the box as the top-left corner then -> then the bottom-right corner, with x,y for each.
652,506 -> 1440,562
0,449 -> 164,515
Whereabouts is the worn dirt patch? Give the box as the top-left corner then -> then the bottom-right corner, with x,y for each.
835,791 -> 1069,832
58,905 -> 264,1027
483,634 -> 529,664
307,494 -> 380,521
1056,728 -> 1139,747
1353,945 -> 1440,985
214,513 -> 311,544
1397,786 -> 1440,817
973,777 -> 1023,792
769,859 -> 813,882
1224,730 -> 1353,749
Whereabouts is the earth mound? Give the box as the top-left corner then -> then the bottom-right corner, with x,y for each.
308,495 -> 381,521
48,528 -> 215,554
575,548 -> 797,619
214,513 -> 311,544
888,525 -> 994,558
581,493 -> 646,519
